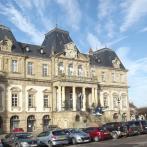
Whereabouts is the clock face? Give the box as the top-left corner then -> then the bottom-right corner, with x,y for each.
64,42 -> 77,58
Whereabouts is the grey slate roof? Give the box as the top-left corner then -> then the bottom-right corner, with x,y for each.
90,48 -> 126,70
0,24 -> 126,70
0,24 -> 21,53
42,27 -> 73,55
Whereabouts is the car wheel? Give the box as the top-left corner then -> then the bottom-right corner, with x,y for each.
48,141 -> 53,147
112,132 -> 118,139
15,144 -> 20,147
94,136 -> 99,142
72,138 -> 77,144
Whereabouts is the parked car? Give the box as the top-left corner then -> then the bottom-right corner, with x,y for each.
0,139 -> 3,147
82,127 -> 111,142
125,121 -> 142,136
126,120 -> 147,134
63,128 -> 91,144
2,132 -> 37,147
12,128 -> 24,133
37,129 -> 69,147
102,122 -> 128,139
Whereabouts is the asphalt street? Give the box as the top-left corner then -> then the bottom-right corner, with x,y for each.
69,134 -> 147,147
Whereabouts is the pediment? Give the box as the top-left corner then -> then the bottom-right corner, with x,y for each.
27,88 -> 37,93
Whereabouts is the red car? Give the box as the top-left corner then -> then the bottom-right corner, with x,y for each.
83,127 -> 111,142
12,128 -> 24,133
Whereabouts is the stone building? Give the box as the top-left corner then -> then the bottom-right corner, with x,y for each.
0,24 -> 130,133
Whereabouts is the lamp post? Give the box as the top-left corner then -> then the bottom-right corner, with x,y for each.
117,97 -> 121,121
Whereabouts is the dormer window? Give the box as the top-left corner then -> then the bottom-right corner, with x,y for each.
40,48 -> 44,54
26,46 -> 30,52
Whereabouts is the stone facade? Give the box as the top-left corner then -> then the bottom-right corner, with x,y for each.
0,25 -> 130,134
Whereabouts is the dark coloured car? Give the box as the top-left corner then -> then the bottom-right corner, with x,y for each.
2,132 -> 37,147
125,121 -> 142,136
0,139 -> 3,147
102,122 -> 128,139
126,120 -> 147,134
82,127 -> 111,142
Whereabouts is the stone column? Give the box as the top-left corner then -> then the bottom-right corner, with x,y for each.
72,86 -> 76,111
92,87 -> 95,105
61,86 -> 65,110
94,88 -> 98,105
82,87 -> 86,111
57,86 -> 61,111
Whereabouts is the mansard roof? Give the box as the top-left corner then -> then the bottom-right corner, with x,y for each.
42,27 -> 74,55
90,48 -> 126,70
0,24 -> 126,70
0,24 -> 21,52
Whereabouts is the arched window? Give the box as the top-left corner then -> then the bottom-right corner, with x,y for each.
68,64 -> 73,76
103,93 -> 108,107
42,115 -> 50,131
121,94 -> 127,108
78,65 -> 83,77
113,93 -> 119,108
27,115 -> 36,132
10,115 -> 19,131
58,62 -> 64,74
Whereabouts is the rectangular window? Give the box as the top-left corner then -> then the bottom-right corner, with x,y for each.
42,64 -> 48,77
27,62 -> 33,75
12,93 -> 18,107
12,60 -> 17,73
44,95 -> 49,108
101,72 -> 106,82
28,94 -> 33,107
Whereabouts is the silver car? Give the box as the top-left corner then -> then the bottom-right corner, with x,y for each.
63,129 -> 91,144
37,129 -> 69,147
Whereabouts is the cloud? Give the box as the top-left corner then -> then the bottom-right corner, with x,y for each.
116,47 -> 147,107
14,0 -> 53,31
0,3 -> 43,44
120,0 -> 147,32
140,27 -> 147,32
97,0 -> 116,39
56,0 -> 81,30
87,32 -> 104,50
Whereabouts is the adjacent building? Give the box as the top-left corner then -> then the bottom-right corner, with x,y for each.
0,24 -> 130,133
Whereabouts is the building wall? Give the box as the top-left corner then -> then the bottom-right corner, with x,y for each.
0,45 -> 130,133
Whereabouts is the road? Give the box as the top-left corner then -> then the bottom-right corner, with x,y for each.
69,134 -> 147,147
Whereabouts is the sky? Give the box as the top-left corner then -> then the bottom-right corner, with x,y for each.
0,0 -> 147,108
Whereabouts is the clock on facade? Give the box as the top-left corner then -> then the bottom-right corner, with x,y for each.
64,42 -> 78,58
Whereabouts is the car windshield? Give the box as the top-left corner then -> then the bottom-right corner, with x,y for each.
70,129 -> 83,133
16,133 -> 33,139
52,130 -> 66,136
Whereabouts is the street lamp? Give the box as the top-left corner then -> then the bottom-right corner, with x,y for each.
117,97 -> 121,121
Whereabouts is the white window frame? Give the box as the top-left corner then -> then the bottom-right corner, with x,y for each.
12,60 -> 18,73
44,94 -> 49,108
28,94 -> 34,108
12,93 -> 18,107
42,64 -> 48,77
27,62 -> 33,75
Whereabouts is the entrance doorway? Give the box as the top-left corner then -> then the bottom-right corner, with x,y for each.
43,115 -> 50,131
27,115 -> 36,132
10,115 -> 19,132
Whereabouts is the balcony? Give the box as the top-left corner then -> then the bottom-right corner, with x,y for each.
53,73 -> 97,83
